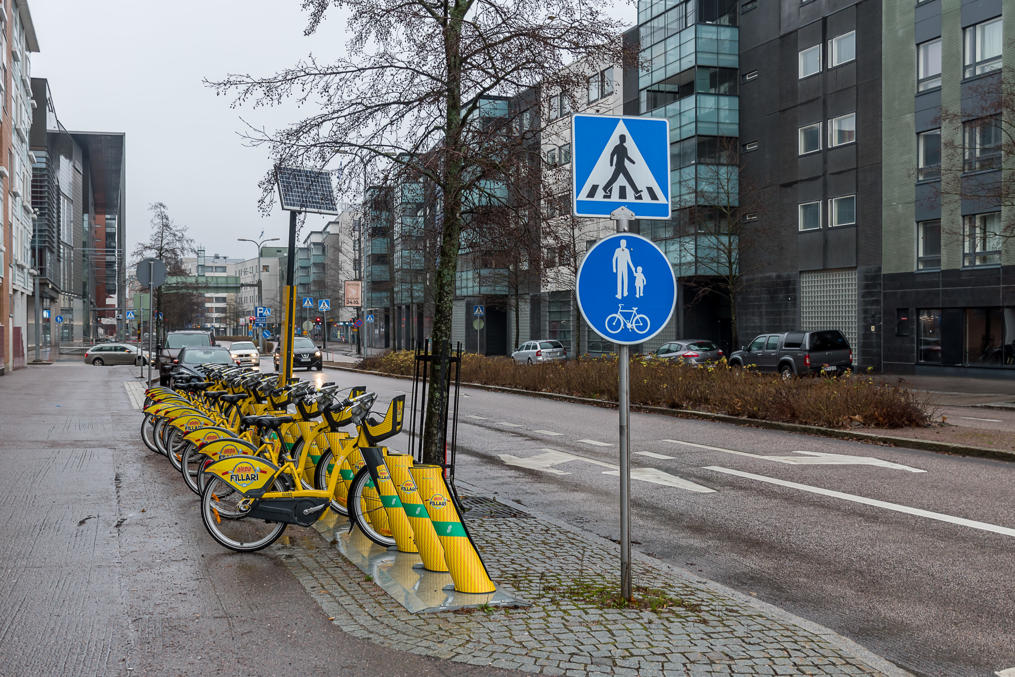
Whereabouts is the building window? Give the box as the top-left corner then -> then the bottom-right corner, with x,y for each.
829,195 -> 856,227
587,67 -> 614,103
828,31 -> 856,67
559,143 -> 571,165
917,129 -> 941,180
545,146 -> 558,166
964,17 -> 1003,78
799,201 -> 821,231
917,219 -> 941,270
965,308 -> 1005,366
917,38 -> 942,91
828,113 -> 856,147
799,45 -> 821,78
963,212 -> 1002,267
798,122 -> 821,155
963,116 -> 1002,171
918,309 -> 942,363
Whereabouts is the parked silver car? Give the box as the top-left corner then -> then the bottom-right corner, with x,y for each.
84,343 -> 148,366
652,339 -> 724,365
511,339 -> 567,364
229,340 -> 260,369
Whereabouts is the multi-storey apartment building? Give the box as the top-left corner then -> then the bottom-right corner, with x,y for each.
0,0 -> 38,374
882,0 -> 1015,373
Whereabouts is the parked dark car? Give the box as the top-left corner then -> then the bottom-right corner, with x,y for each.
274,336 -> 323,371
158,330 -> 215,385
170,346 -> 234,387
728,330 -> 852,378
652,339 -> 723,365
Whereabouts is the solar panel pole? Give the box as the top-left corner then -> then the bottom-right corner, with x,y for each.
279,210 -> 298,387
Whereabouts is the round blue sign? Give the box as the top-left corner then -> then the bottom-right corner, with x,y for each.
576,232 -> 675,345
55,315 -> 64,324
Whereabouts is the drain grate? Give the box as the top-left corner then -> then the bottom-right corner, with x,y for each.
459,495 -> 532,519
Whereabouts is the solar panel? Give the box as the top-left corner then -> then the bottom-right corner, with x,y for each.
275,166 -> 340,215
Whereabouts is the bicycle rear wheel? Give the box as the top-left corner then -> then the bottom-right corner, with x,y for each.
166,428 -> 187,471
140,414 -> 159,453
348,467 -> 396,548
201,477 -> 287,552
180,443 -> 206,495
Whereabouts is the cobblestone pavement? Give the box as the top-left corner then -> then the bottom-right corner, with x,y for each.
282,494 -> 907,676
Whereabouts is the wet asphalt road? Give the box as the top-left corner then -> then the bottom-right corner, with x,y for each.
0,363 -> 517,677
296,361 -> 1015,677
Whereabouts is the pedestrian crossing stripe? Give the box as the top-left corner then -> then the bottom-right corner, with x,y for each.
572,114 -> 671,220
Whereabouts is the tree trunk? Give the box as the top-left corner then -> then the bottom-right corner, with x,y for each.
422,11 -> 465,466
571,289 -> 580,359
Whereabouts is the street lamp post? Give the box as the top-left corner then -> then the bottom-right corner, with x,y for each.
238,235 -> 281,352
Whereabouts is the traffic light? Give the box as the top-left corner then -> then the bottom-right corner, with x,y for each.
315,316 -> 322,323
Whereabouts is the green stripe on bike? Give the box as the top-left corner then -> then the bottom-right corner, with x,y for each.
402,503 -> 428,519
430,521 -> 467,538
380,495 -> 402,508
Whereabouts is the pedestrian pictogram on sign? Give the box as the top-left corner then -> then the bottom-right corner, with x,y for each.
473,305 -> 485,317
302,297 -> 315,309
126,310 -> 135,320
572,115 -> 670,220
256,306 -> 271,317
576,233 -> 675,346
318,298 -> 331,312
365,314 -> 375,323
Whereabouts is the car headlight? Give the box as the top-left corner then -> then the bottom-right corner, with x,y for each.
314,351 -> 321,357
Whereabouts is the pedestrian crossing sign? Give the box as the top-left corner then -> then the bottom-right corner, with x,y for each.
572,114 -> 670,220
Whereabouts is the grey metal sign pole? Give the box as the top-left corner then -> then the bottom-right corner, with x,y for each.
611,205 -> 634,600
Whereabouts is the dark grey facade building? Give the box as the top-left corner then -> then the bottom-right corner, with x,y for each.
738,0 -> 883,368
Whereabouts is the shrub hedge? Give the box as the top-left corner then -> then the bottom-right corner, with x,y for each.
358,352 -> 931,430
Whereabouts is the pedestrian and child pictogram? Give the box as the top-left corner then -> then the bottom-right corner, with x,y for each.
572,115 -> 670,219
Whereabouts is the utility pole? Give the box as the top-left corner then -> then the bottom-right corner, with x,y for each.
238,234 -> 280,353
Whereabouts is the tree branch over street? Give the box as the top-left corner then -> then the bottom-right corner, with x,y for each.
207,0 -> 624,463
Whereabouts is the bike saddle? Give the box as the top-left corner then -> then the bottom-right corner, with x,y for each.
245,415 -> 294,429
219,393 -> 247,404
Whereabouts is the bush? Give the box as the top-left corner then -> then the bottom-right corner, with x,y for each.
359,352 -> 930,429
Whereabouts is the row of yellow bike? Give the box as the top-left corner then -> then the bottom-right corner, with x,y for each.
136,362 -> 499,596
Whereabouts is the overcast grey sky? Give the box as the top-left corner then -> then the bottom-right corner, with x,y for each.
30,0 -> 634,261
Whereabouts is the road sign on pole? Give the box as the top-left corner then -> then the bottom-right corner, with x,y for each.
318,298 -> 331,312
473,304 -> 485,317
575,232 -> 676,346
572,115 -> 670,220
365,314 -> 374,323
262,329 -> 272,339
126,310 -> 135,320
135,258 -> 167,288
302,297 -> 315,309
256,306 -> 271,317
55,315 -> 64,324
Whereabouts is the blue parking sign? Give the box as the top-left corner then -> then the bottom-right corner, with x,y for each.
576,233 -> 675,345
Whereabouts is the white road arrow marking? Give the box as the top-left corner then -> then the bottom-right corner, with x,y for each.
635,451 -> 674,460
664,439 -> 924,473
468,415 -> 487,420
498,421 -> 523,428
498,449 -> 714,492
706,467 -> 1015,538
579,439 -> 611,447
534,429 -> 563,436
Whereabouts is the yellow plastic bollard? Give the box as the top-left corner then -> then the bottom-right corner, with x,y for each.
360,447 -> 418,554
387,455 -> 449,572
345,446 -> 392,536
410,464 -> 495,593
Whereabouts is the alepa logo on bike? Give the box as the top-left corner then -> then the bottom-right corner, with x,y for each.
399,480 -> 416,493
228,461 -> 262,487
427,492 -> 447,509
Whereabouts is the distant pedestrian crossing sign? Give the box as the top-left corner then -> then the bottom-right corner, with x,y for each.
318,298 -> 330,312
126,310 -> 135,320
572,114 -> 670,220
302,297 -> 315,309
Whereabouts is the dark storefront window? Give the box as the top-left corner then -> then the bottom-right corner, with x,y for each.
547,297 -> 571,346
965,308 -> 1004,366
896,308 -> 911,337
918,309 -> 942,363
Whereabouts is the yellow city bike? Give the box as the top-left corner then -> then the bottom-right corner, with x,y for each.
200,392 -> 405,552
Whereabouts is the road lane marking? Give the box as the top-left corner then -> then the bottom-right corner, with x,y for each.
635,451 -> 674,460
705,466 -> 1015,538
960,416 -> 1002,423
995,668 -> 1015,677
468,415 -> 488,420
579,439 -> 611,447
123,381 -> 146,410
498,449 -> 714,492
664,439 -> 924,473
534,430 -> 563,436
498,421 -> 523,428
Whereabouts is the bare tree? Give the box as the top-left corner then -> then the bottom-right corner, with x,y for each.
131,202 -> 199,339
208,0 -> 622,463
937,74 -> 1014,259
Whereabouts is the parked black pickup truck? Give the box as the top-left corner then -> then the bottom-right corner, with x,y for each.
728,330 -> 852,379
158,330 -> 214,385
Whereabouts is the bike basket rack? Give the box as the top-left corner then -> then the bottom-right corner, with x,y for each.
408,340 -> 462,497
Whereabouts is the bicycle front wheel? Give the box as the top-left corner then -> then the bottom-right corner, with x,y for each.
632,314 -> 651,334
201,477 -> 287,552
140,414 -> 159,453
348,467 -> 396,548
180,443 -> 207,496
605,314 -> 624,334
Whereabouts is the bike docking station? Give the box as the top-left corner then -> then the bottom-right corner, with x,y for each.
573,113 -> 675,599
321,340 -> 525,613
